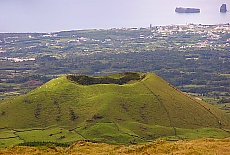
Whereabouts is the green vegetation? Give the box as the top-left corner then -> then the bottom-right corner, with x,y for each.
0,72 -> 229,148
1,24 -> 229,152
18,141 -> 70,147
0,24 -> 229,103
0,138 -> 230,155
67,72 -> 144,85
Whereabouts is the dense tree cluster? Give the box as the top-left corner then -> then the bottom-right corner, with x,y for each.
67,72 -> 144,85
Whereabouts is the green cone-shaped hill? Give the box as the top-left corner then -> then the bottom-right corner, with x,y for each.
0,72 -> 229,147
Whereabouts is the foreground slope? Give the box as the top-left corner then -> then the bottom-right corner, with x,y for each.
1,138 -> 230,155
0,72 -> 229,147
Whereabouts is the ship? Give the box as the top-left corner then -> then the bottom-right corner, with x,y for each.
175,7 -> 200,13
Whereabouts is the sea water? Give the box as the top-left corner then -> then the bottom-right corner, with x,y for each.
0,0 -> 229,32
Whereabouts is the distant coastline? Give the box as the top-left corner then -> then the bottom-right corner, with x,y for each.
1,0 -> 230,32
175,7 -> 200,13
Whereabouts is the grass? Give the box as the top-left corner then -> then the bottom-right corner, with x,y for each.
0,129 -> 16,139
215,103 -> 230,110
79,122 -> 136,144
176,127 -> 230,140
16,127 -> 84,143
0,72 -> 230,147
201,97 -> 219,105
0,138 -> 230,155
0,138 -> 24,149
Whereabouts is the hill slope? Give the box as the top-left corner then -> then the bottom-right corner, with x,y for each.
0,72 -> 230,147
1,138 -> 230,155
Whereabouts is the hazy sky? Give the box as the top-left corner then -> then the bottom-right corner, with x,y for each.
0,0 -> 229,32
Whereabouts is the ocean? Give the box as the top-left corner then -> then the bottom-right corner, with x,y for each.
0,0 -> 229,32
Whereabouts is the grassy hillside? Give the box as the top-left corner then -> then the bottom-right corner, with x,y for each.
0,72 -> 230,148
0,138 -> 230,155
